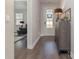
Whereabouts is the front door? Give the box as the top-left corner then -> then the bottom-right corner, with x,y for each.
41,9 -> 55,36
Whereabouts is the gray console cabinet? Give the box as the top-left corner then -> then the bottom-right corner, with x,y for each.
55,20 -> 71,53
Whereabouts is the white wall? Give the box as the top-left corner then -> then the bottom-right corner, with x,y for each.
5,0 -> 14,59
27,0 -> 41,49
31,0 -> 41,45
40,3 -> 59,36
62,0 -> 74,59
27,0 -> 32,49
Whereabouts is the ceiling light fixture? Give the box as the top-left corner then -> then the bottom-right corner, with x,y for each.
54,8 -> 63,21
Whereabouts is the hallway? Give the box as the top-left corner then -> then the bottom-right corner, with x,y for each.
15,36 -> 71,59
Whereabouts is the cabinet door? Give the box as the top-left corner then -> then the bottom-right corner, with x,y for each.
59,21 -> 67,50
66,22 -> 71,50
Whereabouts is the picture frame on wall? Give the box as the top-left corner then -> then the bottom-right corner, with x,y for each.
65,8 -> 71,21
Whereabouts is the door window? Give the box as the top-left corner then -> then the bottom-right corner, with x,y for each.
46,9 -> 53,28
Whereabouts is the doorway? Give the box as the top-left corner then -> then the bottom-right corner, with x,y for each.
41,8 -> 55,36
14,0 -> 27,59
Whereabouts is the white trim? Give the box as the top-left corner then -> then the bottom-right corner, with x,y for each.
31,36 -> 40,49
40,34 -> 55,36
27,38 -> 32,49
71,52 -> 74,59
27,33 -> 55,49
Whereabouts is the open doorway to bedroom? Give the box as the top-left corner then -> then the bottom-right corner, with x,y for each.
14,0 -> 27,59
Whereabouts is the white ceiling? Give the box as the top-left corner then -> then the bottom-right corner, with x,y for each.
40,0 -> 61,3
15,0 -> 61,4
14,0 -> 63,8
15,0 -> 27,1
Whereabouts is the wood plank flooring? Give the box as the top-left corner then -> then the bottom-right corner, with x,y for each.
15,36 -> 71,59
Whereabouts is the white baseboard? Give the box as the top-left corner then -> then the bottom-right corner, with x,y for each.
40,34 -> 55,36
71,52 -> 74,59
27,34 -> 55,49
32,36 -> 40,49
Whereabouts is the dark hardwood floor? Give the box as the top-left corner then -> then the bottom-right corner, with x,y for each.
15,36 -> 71,59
